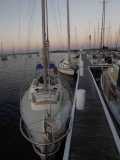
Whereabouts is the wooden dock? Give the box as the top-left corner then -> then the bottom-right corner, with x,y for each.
64,55 -> 120,160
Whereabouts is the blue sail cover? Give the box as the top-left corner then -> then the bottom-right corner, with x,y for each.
36,63 -> 57,71
48,63 -> 57,69
36,64 -> 43,71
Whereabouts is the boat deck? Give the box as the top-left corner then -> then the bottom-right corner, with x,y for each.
69,56 -> 119,160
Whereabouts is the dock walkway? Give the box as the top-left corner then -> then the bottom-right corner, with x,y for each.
69,56 -> 119,160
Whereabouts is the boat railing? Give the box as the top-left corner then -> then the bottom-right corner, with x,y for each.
20,114 -> 70,158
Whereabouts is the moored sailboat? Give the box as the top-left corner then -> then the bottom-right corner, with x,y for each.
101,61 -> 120,126
88,0 -> 113,66
20,0 -> 72,159
58,0 -> 79,76
0,41 -> 8,61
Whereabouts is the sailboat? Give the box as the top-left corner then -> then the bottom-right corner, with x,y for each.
101,61 -> 120,126
89,0 -> 113,66
20,0 -> 72,159
0,41 -> 8,61
58,0 -> 79,76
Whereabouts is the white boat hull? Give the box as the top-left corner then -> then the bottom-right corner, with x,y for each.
20,85 -> 72,158
58,67 -> 74,76
101,74 -> 120,126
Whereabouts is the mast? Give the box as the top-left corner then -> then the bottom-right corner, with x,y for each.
115,25 -> 120,50
67,0 -> 71,62
41,0 -> 49,89
100,0 -> 106,49
88,23 -> 91,49
1,41 -> 3,54
89,34 -> 91,49
97,22 -> 100,48
94,26 -> 96,48
118,25 -> 120,49
75,26 -> 78,48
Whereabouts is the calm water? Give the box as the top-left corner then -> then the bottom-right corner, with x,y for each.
0,52 -> 73,159
0,53 -> 67,104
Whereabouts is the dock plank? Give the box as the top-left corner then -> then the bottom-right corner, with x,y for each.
69,55 -> 119,160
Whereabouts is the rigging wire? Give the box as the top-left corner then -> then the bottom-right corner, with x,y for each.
17,0 -> 22,52
27,0 -> 37,52
50,0 -> 61,49
57,0 -> 62,33
54,0 -> 61,36
17,0 -> 26,98
57,0 -> 66,48
19,0 -> 36,97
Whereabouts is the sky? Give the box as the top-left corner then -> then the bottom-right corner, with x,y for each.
0,0 -> 120,51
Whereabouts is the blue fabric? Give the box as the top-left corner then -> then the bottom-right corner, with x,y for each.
36,63 -> 56,70
36,64 -> 43,70
48,63 -> 56,69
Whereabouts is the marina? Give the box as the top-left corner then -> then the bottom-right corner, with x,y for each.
63,54 -> 120,160
0,51 -> 120,159
0,0 -> 120,159
0,53 -> 74,160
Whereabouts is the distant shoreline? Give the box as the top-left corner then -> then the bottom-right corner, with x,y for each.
0,49 -> 80,56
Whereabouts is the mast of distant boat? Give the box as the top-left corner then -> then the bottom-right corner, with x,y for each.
41,0 -> 49,89
67,0 -> 71,62
100,0 -> 106,49
0,41 -> 3,54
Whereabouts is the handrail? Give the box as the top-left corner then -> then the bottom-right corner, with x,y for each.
89,66 -> 120,154
20,117 -> 70,146
63,62 -> 80,160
